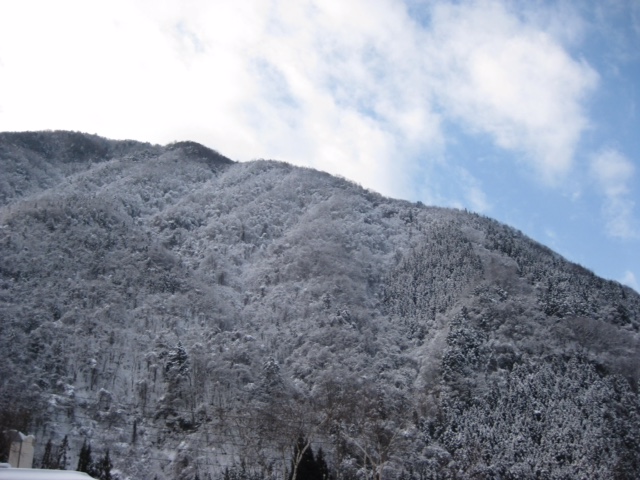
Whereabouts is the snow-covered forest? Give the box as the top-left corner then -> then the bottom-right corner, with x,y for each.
1,131 -> 639,479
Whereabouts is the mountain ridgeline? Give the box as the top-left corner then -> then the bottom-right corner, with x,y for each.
0,131 -> 639,480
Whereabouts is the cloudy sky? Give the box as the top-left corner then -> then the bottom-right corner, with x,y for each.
1,0 -> 638,290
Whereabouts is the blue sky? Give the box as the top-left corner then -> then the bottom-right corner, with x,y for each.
0,0 -> 638,291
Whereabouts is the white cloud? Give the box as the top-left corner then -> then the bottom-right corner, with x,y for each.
231,0 -> 443,197
423,0 -> 598,183
0,0 -> 599,198
591,149 -> 635,196
621,270 -> 639,292
590,149 -> 638,239
454,167 -> 491,213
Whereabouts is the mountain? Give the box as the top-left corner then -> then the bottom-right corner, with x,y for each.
0,130 -> 639,480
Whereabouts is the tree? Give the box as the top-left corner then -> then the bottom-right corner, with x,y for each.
96,449 -> 113,480
289,437 -> 325,480
315,448 -> 331,480
164,341 -> 192,404
166,342 -> 190,377
317,378 -> 409,480
0,430 -> 9,463
77,440 -> 95,476
131,419 -> 138,445
287,440 -> 333,480
56,435 -> 69,470
40,439 -> 54,469
253,392 -> 332,480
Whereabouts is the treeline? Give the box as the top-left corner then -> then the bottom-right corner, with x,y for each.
0,433 -> 113,480
1,131 -> 640,479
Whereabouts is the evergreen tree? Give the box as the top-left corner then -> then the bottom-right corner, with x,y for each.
40,439 -> 53,469
164,342 -> 192,403
56,435 -> 69,470
96,449 -> 113,480
131,419 -> 137,445
289,437 -> 323,480
315,448 -> 331,480
0,430 -> 9,463
77,440 -> 95,476
166,342 -> 190,376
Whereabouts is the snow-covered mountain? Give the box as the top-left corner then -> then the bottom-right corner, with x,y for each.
1,131 -> 639,480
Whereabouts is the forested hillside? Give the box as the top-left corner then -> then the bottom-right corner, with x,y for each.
1,131 -> 639,479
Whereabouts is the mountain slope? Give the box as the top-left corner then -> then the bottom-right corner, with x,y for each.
0,131 -> 639,480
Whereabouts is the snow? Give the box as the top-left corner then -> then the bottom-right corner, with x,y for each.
1,132 -> 639,479
0,469 -> 95,480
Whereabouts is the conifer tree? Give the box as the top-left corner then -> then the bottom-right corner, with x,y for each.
77,440 -> 95,476
164,342 -> 192,403
56,435 -> 69,470
0,430 -> 8,464
166,342 -> 190,376
289,437 -> 323,480
96,450 -> 113,480
315,448 -> 331,480
40,439 -> 53,469
131,420 -> 137,445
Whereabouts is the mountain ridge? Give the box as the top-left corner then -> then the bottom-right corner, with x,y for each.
1,131 -> 639,479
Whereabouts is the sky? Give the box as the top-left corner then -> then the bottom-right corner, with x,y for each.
0,0 -> 638,291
